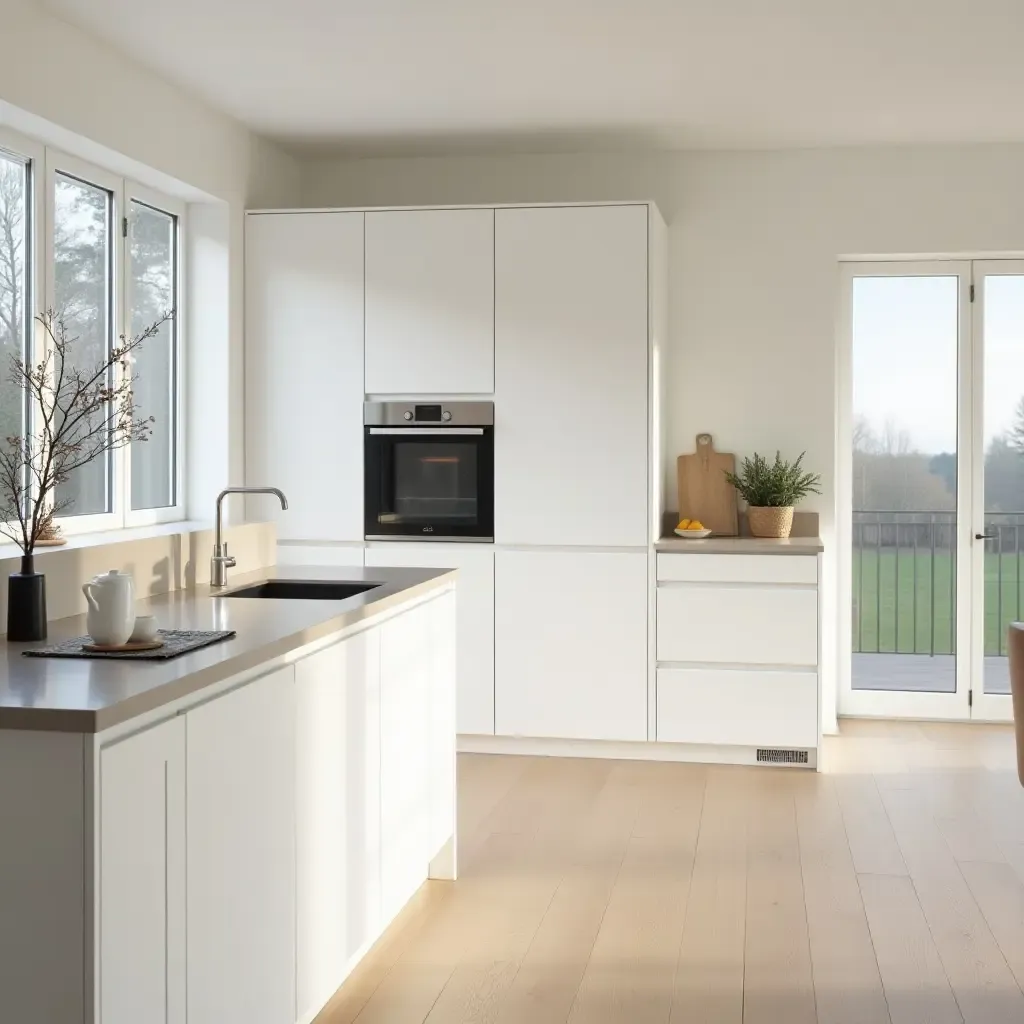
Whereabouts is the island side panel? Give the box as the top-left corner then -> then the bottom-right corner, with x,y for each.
0,728 -> 87,1024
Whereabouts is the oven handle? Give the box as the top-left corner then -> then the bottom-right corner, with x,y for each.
368,427 -> 486,435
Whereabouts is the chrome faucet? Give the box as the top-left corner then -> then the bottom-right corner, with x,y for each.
211,486 -> 289,588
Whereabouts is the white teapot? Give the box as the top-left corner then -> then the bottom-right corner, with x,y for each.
82,570 -> 136,646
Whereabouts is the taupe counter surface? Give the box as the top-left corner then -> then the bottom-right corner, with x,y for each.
655,535 -> 824,555
0,564 -> 455,734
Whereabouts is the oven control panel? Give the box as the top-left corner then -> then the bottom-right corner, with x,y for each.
364,401 -> 494,427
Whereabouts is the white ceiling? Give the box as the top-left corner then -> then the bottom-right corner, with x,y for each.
40,0 -> 1024,156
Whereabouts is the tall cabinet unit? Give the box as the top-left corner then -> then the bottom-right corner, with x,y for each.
494,204 -> 650,548
245,212 -> 365,543
492,204 -> 656,742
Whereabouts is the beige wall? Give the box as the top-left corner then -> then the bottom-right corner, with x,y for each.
301,142 -> 1024,728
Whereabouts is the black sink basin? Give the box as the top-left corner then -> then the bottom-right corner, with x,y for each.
223,580 -> 382,601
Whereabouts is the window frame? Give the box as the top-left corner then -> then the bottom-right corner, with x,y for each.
46,150 -> 124,535
43,150 -> 186,535
0,128 -> 45,527
123,181 -> 186,528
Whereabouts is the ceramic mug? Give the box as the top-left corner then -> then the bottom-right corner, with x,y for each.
129,615 -> 159,643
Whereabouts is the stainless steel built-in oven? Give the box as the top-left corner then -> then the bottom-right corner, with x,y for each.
364,402 -> 494,541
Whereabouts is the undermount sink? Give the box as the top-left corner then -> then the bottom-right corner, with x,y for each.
223,580 -> 382,601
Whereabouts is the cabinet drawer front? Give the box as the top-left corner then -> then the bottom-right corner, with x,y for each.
657,585 -> 817,665
657,668 -> 818,748
657,553 -> 817,585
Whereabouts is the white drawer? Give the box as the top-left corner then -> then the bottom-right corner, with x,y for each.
657,584 -> 818,666
657,667 -> 818,748
656,553 -> 817,585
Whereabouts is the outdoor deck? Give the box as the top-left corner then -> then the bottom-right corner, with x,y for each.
853,653 -> 1010,694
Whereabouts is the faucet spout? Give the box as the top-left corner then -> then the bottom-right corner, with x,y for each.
211,486 -> 289,588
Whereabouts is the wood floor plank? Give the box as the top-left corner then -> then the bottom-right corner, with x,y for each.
834,773 -> 908,876
881,786 -> 1024,1023
418,757 -> 635,1023
858,872 -> 963,1024
493,763 -> 684,1024
742,773 -> 817,1024
960,861 -> 1024,994
567,834 -> 693,1024
670,767 -> 748,1024
794,774 -> 891,1024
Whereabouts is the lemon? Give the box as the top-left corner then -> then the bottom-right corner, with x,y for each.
687,520 -> 705,531
677,518 -> 691,529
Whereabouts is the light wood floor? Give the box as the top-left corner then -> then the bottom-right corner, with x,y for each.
317,721 -> 1024,1024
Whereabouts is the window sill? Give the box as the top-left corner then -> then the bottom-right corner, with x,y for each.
0,520 -> 212,562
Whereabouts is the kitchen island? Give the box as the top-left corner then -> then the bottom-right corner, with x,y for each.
0,564 -> 457,1024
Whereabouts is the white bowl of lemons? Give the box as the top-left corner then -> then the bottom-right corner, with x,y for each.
674,518 -> 713,539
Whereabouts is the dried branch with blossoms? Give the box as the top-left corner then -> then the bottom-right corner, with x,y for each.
0,308 -> 174,556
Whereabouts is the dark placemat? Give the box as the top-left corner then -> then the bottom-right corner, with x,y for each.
23,629 -> 236,661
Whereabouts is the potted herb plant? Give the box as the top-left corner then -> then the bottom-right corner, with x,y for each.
724,451 -> 821,538
0,308 -> 172,641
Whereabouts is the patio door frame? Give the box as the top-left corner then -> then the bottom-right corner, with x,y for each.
969,261 -> 1024,722
839,260 -> 975,721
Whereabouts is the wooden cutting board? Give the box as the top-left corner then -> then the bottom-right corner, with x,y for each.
676,434 -> 739,537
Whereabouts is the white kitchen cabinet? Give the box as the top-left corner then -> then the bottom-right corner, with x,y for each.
494,549 -> 648,741
365,209 -> 494,395
657,584 -> 818,666
657,667 -> 819,748
427,591 -> 458,862
365,543 -> 494,734
187,666 -> 297,1024
494,204 -> 650,547
378,602 -> 432,920
245,212 -> 365,543
654,551 -> 821,763
295,629 -> 381,1022
100,718 -> 186,1024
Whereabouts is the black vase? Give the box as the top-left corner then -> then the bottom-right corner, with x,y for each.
8,553 -> 47,642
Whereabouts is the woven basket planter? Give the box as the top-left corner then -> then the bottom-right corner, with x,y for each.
747,505 -> 794,538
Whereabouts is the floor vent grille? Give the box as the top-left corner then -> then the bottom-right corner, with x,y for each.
756,748 -> 809,765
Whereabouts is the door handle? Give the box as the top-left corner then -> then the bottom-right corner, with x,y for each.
975,532 -> 996,540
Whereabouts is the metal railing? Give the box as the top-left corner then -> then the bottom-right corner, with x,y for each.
852,510 -> 1024,657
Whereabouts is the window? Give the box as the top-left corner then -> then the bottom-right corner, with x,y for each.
0,147 -> 30,475
128,197 -> 179,512
52,171 -> 116,518
0,135 -> 185,539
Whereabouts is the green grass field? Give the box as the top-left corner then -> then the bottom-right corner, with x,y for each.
853,549 -> 1024,656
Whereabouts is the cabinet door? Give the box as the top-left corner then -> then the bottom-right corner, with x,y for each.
100,717 -> 185,1024
494,205 -> 649,547
295,629 -> 381,1021
379,602 -> 432,920
365,209 -> 494,395
246,212 -> 364,542
365,543 -> 494,734
494,550 -> 648,741
187,667 -> 297,1024
426,591 -> 457,864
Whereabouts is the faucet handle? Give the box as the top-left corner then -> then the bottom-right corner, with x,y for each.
222,542 -> 237,568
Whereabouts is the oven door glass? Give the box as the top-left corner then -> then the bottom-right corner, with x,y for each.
366,431 -> 494,538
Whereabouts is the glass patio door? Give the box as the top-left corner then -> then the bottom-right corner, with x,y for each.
971,261 -> 1024,722
843,259 -> 1024,721
843,262 -> 973,720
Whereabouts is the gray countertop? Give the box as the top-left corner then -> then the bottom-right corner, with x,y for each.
0,564 -> 455,734
654,535 -> 824,555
